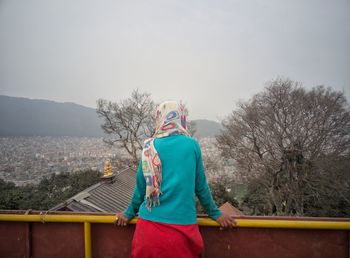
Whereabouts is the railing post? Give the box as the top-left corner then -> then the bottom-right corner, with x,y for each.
84,222 -> 92,258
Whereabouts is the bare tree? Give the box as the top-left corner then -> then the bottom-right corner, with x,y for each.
96,90 -> 155,165
217,78 -> 350,216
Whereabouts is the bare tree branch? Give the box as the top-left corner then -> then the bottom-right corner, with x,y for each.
96,89 -> 155,165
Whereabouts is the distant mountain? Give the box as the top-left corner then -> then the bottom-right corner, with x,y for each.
193,119 -> 222,138
0,95 -> 104,137
0,95 -> 221,137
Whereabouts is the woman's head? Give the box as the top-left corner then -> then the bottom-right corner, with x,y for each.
154,100 -> 188,137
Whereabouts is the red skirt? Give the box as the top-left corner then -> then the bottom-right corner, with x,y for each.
132,218 -> 204,258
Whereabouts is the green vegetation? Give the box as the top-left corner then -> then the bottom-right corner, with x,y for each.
0,170 -> 101,210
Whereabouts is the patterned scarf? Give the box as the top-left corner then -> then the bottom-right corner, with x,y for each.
142,101 -> 189,211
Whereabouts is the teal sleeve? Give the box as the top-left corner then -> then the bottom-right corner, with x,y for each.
194,141 -> 222,220
124,161 -> 146,220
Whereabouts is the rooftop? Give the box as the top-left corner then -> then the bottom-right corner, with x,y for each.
51,167 -> 136,213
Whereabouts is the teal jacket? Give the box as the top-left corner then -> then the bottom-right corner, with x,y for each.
124,134 -> 222,225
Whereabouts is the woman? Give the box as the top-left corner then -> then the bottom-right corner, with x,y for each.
116,101 -> 236,258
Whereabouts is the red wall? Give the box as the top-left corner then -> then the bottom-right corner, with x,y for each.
0,221 -> 349,258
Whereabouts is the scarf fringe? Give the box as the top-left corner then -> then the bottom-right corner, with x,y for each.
146,194 -> 161,211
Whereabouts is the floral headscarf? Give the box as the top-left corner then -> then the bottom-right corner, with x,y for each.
142,101 -> 189,210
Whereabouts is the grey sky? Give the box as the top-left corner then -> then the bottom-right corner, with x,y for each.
1,0 -> 349,121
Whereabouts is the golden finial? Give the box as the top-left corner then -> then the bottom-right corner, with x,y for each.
103,159 -> 113,177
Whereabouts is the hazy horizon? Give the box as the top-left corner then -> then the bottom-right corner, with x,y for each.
0,93 -> 224,123
1,0 -> 349,120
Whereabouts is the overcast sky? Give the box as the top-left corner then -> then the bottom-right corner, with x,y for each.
0,0 -> 349,121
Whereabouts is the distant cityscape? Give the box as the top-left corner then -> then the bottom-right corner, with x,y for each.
0,136 -> 232,186
0,137 -> 128,186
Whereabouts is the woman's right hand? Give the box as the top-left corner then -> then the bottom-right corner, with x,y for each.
216,212 -> 237,228
115,212 -> 129,226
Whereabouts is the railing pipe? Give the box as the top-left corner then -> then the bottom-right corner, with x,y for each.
1,214 -> 350,230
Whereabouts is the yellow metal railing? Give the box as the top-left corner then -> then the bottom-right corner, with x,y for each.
1,214 -> 350,229
1,213 -> 350,258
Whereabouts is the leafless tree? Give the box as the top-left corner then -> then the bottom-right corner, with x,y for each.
217,78 -> 350,216
96,90 -> 156,165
